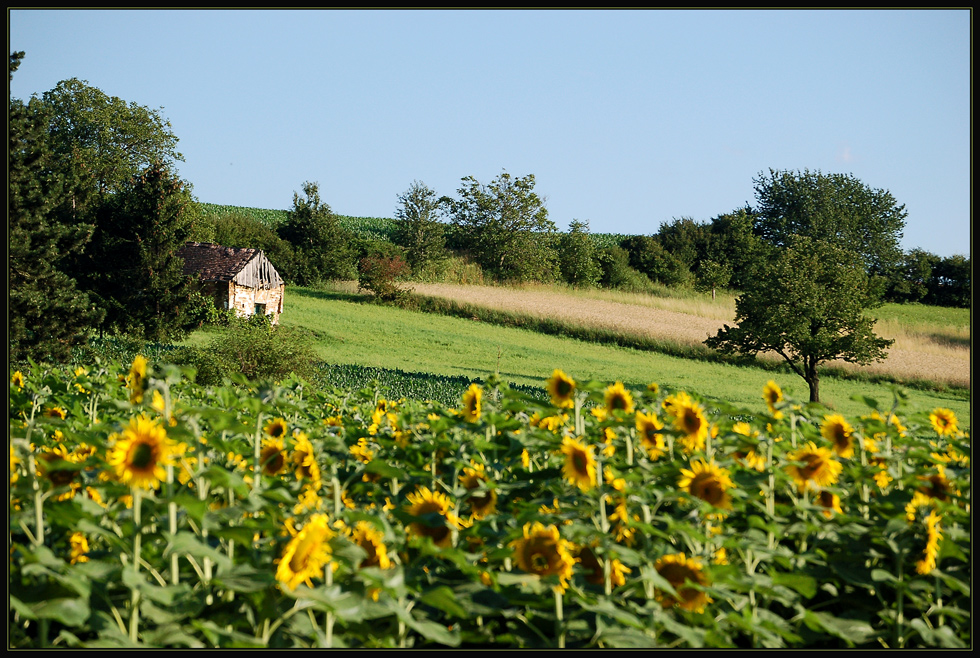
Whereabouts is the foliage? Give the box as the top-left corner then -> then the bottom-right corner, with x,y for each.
207,315 -> 319,382
84,162 -> 202,341
36,77 -> 183,222
705,206 -> 769,291
752,169 -> 907,278
656,216 -> 710,269
693,260 -> 732,294
619,236 -> 692,288
705,237 -> 894,403
925,255 -> 970,308
8,361 -> 971,648
358,255 -> 412,302
557,220 -> 602,288
393,181 -> 448,275
9,56 -> 103,363
203,208 -> 294,276
277,182 -> 356,285
445,171 -> 559,282
596,246 -> 658,292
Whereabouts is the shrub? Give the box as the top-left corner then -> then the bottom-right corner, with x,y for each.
208,315 -> 318,382
358,254 -> 412,302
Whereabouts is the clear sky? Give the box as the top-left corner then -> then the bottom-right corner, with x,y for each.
8,8 -> 971,258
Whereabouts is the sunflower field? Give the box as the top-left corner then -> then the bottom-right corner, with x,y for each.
8,360 -> 971,648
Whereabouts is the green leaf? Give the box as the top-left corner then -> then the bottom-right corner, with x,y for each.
801,610 -> 875,646
165,531 -> 233,572
419,586 -> 469,619
29,596 -> 90,627
770,571 -> 817,599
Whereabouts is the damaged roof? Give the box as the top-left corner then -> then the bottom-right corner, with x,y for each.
178,242 -> 283,288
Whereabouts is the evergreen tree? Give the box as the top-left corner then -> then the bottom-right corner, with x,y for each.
9,52 -> 103,363
86,162 -> 201,341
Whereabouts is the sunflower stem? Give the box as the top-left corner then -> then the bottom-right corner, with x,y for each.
168,462 -> 179,585
129,488 -> 142,643
325,565 -> 334,648
253,412 -> 263,493
895,549 -> 905,648
554,588 -> 565,648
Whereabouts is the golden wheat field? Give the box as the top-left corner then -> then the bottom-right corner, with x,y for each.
404,282 -> 970,389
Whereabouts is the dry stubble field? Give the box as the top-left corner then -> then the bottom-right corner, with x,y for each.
406,282 -> 970,389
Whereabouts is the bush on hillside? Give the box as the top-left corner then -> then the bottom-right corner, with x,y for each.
208,315 -> 318,382
358,254 -> 412,302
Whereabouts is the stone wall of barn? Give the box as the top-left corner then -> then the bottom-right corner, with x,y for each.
228,282 -> 285,325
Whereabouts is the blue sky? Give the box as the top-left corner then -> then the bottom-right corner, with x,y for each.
8,9 -> 970,258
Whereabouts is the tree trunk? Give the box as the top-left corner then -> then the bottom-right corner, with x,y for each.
806,370 -> 820,403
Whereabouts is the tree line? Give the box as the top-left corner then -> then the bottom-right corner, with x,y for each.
8,52 -> 970,370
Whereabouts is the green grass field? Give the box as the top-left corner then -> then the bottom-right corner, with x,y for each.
238,286 -> 970,425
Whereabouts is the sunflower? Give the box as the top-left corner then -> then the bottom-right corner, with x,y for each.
264,417 -> 288,439
290,432 -> 321,490
929,408 -> 958,437
37,444 -> 79,497
545,369 -> 577,409
405,486 -> 462,549
10,445 -> 21,485
349,437 -> 375,464
817,490 -> 843,519
917,466 -> 954,502
509,522 -> 576,593
460,462 -> 498,519
635,412 -> 666,460
786,442 -> 842,492
69,532 -> 90,565
258,437 -> 287,476
126,355 -> 148,404
677,459 -> 734,510
821,414 -> 856,458
763,380 -> 784,418
11,370 -> 25,389
44,406 -> 67,420
461,383 -> 482,423
276,514 -> 335,590
915,510 -> 942,575
577,545 -> 631,587
604,382 -> 635,416
670,396 -> 709,453
654,552 -> 712,613
106,415 -> 176,490
873,466 -> 893,490
561,436 -> 596,492
349,521 -> 392,570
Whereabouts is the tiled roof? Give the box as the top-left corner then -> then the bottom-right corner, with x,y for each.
178,242 -> 260,281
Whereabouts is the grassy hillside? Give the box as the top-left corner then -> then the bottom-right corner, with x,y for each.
194,286 -> 970,424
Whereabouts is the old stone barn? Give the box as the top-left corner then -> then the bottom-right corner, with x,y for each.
178,242 -> 285,324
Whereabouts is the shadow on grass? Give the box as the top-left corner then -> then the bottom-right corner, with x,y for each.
290,286 -> 367,304
928,333 -> 971,350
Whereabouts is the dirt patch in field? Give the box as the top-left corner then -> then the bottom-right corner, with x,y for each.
409,282 -> 970,389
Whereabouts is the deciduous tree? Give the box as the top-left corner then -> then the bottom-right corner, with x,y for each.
752,168 -> 907,279
705,236 -> 893,403
393,180 -> 447,275
277,181 -> 355,284
37,77 -> 183,223
446,171 -> 558,282
558,219 -> 601,288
